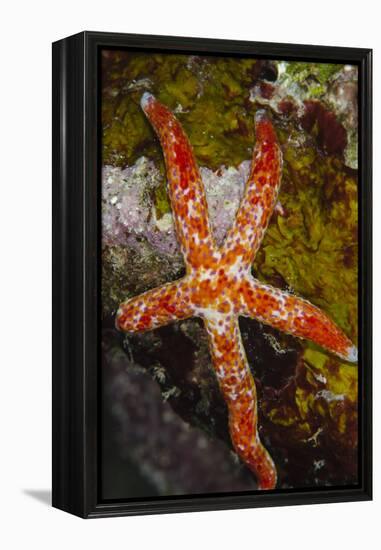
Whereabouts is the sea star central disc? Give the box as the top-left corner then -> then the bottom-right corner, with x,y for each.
116,92 -> 357,490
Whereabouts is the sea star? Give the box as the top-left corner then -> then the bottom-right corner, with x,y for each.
116,92 -> 358,490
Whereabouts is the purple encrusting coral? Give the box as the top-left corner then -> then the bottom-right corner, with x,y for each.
102,157 -> 250,256
202,161 -> 250,246
102,157 -> 179,254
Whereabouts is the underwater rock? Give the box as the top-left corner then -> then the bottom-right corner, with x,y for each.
102,157 -> 253,314
250,61 -> 358,169
326,65 -> 358,169
101,52 -> 358,491
102,329 -> 257,495
102,157 -> 251,252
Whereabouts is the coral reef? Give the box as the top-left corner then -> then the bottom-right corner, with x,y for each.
101,51 -> 358,496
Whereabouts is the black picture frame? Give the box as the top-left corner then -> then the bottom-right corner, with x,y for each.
52,31 -> 372,519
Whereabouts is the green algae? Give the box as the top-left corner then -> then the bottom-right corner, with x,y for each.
255,141 -> 358,339
102,52 -> 265,216
102,51 -> 359,488
279,61 -> 343,98
254,130 -> 358,454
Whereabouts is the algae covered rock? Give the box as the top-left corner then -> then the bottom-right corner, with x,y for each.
101,50 -> 358,493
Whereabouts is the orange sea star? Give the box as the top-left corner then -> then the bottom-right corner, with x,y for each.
116,92 -> 357,490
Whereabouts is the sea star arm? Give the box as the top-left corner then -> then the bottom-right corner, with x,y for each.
204,313 -> 277,489
240,278 -> 358,362
141,93 -> 216,271
221,110 -> 282,270
116,278 -> 194,332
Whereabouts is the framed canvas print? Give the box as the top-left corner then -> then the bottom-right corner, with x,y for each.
52,32 -> 372,518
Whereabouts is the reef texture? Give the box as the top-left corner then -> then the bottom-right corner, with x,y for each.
101,51 -> 358,496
